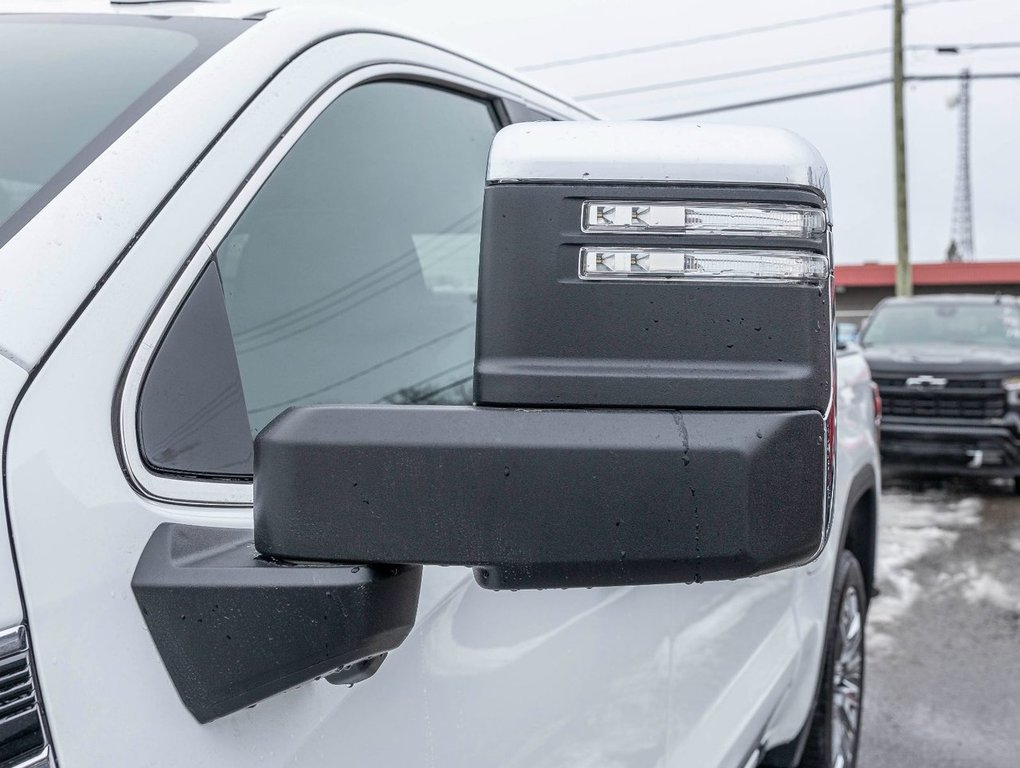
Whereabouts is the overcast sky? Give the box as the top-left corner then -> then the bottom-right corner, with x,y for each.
333,0 -> 1019,265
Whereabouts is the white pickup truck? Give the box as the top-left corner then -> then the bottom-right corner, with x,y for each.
0,3 -> 879,768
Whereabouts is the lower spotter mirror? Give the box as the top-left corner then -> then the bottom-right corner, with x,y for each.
253,121 -> 835,589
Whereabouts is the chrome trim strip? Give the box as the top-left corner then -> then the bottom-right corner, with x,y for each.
119,62 -> 532,507
0,626 -> 26,658
10,746 -> 51,768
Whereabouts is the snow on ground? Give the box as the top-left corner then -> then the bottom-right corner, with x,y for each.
868,491 -> 981,653
961,565 -> 1020,613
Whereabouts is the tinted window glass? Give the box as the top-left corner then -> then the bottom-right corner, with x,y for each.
138,263 -> 254,477
218,82 -> 499,434
0,15 -> 248,245
861,302 -> 1020,348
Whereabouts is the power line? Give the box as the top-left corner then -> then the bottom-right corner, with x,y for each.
236,235 -> 476,356
234,213 -> 481,355
924,41 -> 1020,53
147,381 -> 243,455
248,321 -> 475,415
232,205 -> 480,343
373,359 -> 473,404
578,48 -> 889,101
578,42 -> 1020,102
646,71 -> 1020,120
520,4 -> 887,72
648,78 -> 892,120
384,374 -> 475,405
408,375 -> 473,404
907,71 -> 1020,80
518,0 -> 972,72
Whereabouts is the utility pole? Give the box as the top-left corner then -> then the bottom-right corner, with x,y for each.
946,69 -> 973,262
893,0 -> 912,295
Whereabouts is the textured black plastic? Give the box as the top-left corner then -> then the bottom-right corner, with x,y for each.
132,524 -> 421,723
253,405 -> 825,589
475,183 -> 831,411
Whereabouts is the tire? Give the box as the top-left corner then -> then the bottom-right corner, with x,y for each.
796,550 -> 867,768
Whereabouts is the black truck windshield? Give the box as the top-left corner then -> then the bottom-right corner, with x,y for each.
0,15 -> 251,247
862,301 -> 1020,348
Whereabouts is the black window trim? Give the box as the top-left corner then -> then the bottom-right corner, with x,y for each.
498,99 -> 557,124
119,61 -> 560,507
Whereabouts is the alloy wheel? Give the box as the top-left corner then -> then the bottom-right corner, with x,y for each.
830,585 -> 863,768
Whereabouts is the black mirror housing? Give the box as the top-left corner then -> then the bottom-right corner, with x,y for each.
253,121 -> 834,589
475,182 -> 830,411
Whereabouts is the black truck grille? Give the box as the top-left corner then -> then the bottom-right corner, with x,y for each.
0,628 -> 46,768
873,376 -> 1007,420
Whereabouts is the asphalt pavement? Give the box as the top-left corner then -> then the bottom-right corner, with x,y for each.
859,478 -> 1020,767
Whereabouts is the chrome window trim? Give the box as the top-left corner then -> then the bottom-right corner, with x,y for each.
119,62 -> 537,507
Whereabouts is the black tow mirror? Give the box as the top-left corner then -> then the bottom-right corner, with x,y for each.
254,122 -> 835,589
135,121 -> 835,723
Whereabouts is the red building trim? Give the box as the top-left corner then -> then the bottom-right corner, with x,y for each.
835,261 -> 1020,288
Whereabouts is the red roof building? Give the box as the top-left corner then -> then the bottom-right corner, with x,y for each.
834,261 -> 1020,323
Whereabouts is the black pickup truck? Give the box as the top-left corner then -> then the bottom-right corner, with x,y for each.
862,294 -> 1020,479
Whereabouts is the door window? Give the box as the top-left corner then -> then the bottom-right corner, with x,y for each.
138,81 -> 500,477
220,81 -> 498,435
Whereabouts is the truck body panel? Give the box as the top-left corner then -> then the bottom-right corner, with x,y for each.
0,357 -> 26,632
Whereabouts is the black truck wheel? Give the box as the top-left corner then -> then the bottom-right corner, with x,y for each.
797,549 -> 867,768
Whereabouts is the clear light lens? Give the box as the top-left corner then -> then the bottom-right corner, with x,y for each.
582,201 -> 826,238
579,247 -> 829,281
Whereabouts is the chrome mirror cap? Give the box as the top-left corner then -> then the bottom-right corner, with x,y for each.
487,121 -> 831,214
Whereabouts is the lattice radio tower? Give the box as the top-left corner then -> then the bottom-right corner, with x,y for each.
946,69 -> 973,262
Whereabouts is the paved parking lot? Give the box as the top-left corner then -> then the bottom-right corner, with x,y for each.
859,479 -> 1020,767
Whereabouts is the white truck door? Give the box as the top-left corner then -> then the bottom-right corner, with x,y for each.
0,357 -> 26,633
665,566 -> 800,765
5,35 -> 675,767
